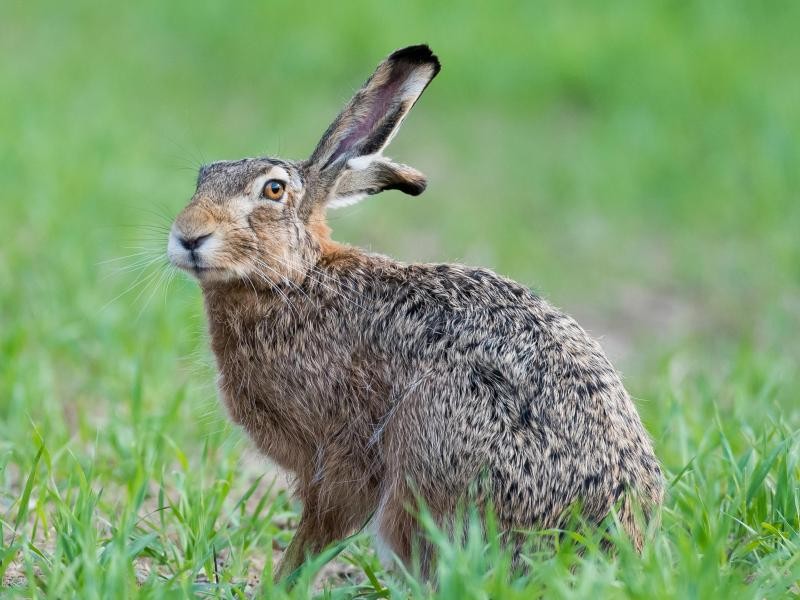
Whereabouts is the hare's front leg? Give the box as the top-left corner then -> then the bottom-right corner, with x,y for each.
275,512 -> 339,582
274,507 -> 355,581
274,516 -> 314,582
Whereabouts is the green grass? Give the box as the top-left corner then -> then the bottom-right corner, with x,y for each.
1,0 -> 799,597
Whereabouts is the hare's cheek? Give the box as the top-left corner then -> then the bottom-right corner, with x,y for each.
248,211 -> 292,247
246,204 -> 282,229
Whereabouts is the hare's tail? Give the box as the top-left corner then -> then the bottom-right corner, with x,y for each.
618,493 -> 645,551
618,475 -> 663,551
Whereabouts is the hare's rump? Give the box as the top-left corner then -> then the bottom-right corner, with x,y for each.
366,264 -> 662,560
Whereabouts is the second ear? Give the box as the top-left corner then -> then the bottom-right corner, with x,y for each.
328,156 -> 427,209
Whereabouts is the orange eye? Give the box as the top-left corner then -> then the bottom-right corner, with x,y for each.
262,179 -> 285,201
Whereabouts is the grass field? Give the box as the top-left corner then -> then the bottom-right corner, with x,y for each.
2,1 -> 799,597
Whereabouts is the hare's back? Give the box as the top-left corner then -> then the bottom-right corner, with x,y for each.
370,262 -> 619,390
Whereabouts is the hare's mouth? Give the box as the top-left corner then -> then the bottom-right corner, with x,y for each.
192,265 -> 221,276
183,263 -> 231,282
168,252 -> 223,279
187,265 -> 231,281
175,264 -> 234,284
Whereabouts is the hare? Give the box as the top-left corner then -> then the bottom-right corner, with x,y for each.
167,45 -> 663,579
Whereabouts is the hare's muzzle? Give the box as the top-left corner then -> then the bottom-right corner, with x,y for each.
167,211 -> 220,280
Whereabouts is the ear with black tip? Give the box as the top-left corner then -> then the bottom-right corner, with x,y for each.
328,156 -> 427,208
308,44 -> 440,172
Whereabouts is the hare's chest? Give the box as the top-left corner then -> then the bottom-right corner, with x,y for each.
214,358 -> 315,470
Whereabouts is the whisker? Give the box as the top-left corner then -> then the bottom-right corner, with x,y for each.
134,262 -> 174,318
97,251 -> 156,265
100,259 -> 166,312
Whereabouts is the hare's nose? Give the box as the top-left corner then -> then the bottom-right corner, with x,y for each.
179,233 -> 211,251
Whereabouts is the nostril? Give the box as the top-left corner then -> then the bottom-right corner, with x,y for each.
179,233 -> 212,251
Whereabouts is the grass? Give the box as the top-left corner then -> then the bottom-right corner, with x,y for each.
1,0 -> 799,597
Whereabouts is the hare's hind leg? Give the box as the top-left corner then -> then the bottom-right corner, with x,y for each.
373,481 -> 436,578
373,482 -> 413,567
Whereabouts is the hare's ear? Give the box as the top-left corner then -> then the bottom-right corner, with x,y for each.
308,45 -> 440,172
328,156 -> 427,208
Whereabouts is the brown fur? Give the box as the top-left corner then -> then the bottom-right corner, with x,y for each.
166,45 -> 663,580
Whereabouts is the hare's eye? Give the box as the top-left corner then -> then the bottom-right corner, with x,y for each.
262,179 -> 285,201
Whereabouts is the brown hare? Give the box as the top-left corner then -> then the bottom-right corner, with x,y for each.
167,45 -> 663,580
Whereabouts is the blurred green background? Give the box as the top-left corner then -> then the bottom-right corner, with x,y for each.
1,0 -> 799,596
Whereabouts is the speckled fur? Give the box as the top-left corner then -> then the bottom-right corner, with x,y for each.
168,45 -> 663,579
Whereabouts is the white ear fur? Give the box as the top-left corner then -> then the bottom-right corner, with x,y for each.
328,192 -> 369,210
346,154 -> 381,171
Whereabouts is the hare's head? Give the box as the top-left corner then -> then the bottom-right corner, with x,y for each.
168,45 -> 439,285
